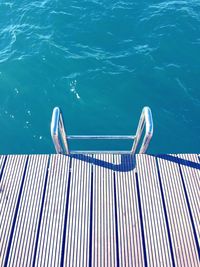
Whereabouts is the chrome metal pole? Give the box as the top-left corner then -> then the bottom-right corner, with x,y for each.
59,110 -> 70,154
50,107 -> 63,153
139,107 -> 153,153
67,135 -> 136,140
51,106 -> 153,155
50,107 -> 70,154
131,107 -> 153,154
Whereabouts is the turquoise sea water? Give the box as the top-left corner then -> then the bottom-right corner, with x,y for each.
0,0 -> 200,154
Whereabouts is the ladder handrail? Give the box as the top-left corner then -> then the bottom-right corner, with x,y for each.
50,107 -> 70,154
66,135 -> 136,140
131,106 -> 153,154
50,106 -> 153,154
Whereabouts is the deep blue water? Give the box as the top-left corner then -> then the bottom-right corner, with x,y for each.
0,0 -> 200,154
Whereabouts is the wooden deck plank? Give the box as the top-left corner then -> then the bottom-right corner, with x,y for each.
63,154 -> 91,267
92,154 -> 117,267
114,154 -> 144,267
177,154 -> 200,246
34,155 -> 70,267
0,155 -> 28,266
136,154 -> 173,266
157,154 -> 199,266
0,153 -> 199,266
0,156 -> 6,180
6,155 -> 49,266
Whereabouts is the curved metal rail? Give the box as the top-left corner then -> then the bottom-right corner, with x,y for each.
50,106 -> 153,155
131,106 -> 153,154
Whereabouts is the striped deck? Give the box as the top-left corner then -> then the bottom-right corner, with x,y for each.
0,154 -> 199,266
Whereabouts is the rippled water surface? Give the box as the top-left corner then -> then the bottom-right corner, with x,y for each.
0,0 -> 200,154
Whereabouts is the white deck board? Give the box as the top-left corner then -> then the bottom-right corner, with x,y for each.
34,155 -> 70,267
114,154 -> 144,267
157,155 -> 199,267
177,154 -> 200,245
0,155 -> 28,266
92,154 -> 117,267
63,155 -> 91,267
136,154 -> 173,267
7,155 -> 49,266
0,154 -> 199,267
